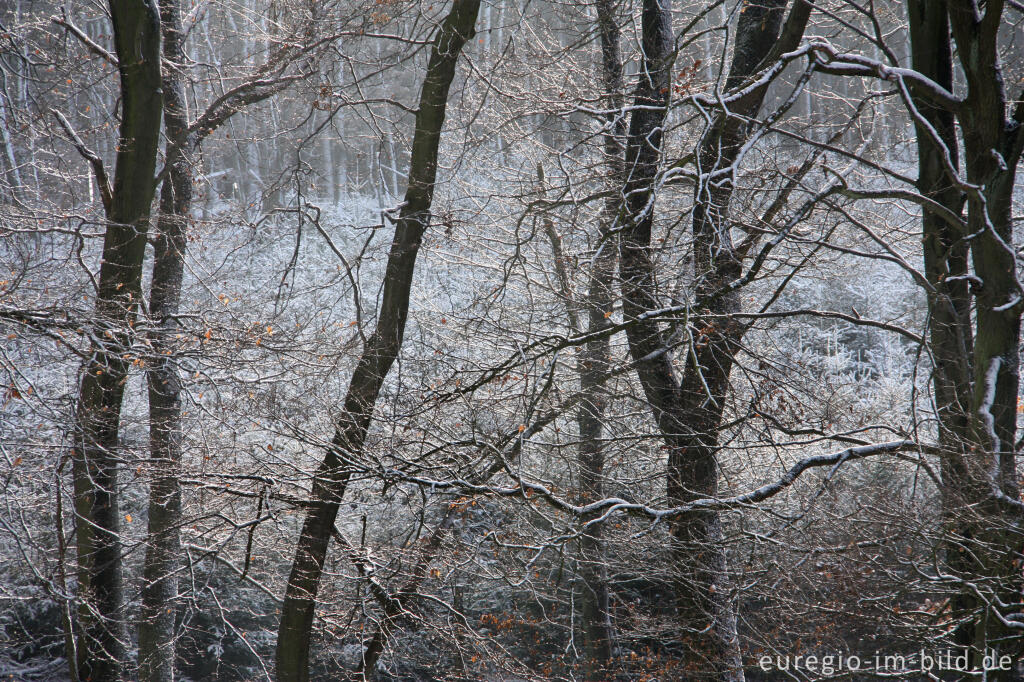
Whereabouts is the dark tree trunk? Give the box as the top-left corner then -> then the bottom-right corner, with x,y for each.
617,0 -> 709,674
274,3 -> 482,680
138,1 -> 192,680
619,2 -> 809,679
907,0 -> 971,497
673,5 -> 810,677
72,2 -> 163,681
906,0 -> 980,657
946,0 -> 1022,496
136,7 -> 321,679
944,2 -> 1024,674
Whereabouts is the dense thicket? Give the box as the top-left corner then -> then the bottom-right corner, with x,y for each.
1,1 -> 1022,681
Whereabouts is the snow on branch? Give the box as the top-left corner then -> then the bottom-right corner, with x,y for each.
807,40 -> 962,111
391,440 -> 918,529
51,108 -> 112,215
50,10 -> 117,67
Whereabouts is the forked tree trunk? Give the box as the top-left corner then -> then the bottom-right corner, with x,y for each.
71,2 -> 163,681
619,2 -> 809,679
906,0 -> 979,657
275,3 -> 482,680
673,3 -> 803,678
138,1 -> 192,680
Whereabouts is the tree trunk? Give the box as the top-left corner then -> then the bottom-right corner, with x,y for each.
274,3 -> 482,680
134,5 -> 325,679
575,1 -> 625,676
616,0 -> 691,671
138,1 -> 192,680
72,2 -> 163,681
619,2 -> 809,679
945,2 -> 1024,674
0,81 -> 25,204
673,4 -> 811,677
906,0 -> 980,658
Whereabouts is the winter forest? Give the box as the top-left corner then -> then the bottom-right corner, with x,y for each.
1,0 -> 1024,680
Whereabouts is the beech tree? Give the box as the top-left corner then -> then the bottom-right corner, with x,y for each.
540,0 -> 626,675
138,1 -> 330,679
618,1 -> 814,677
66,3 -> 162,679
275,2 -> 483,679
906,0 -> 1024,673
1,1 -> 1022,680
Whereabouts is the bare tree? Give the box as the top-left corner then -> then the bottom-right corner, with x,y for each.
136,5 -> 192,682
908,0 -> 1024,672
65,2 -> 162,680
541,0 -> 625,675
618,1 -> 810,678
2,2 -> 1023,680
138,2 -> 333,678
275,2 -> 483,679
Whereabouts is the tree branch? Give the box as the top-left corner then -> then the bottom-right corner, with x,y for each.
50,10 -> 117,67
728,308 -> 923,345
388,440 -> 920,525
188,74 -> 307,144
808,40 -> 962,112
51,109 -> 112,215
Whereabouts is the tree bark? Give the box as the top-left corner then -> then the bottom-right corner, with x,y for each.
944,2 -> 1024,674
673,5 -> 810,678
907,0 -> 971,489
574,1 -> 625,677
906,0 -> 981,658
616,0 -> 699,673
0,82 -> 25,204
274,3 -> 482,680
619,2 -> 809,679
134,7 -> 324,678
138,1 -> 192,680
71,2 -> 163,681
